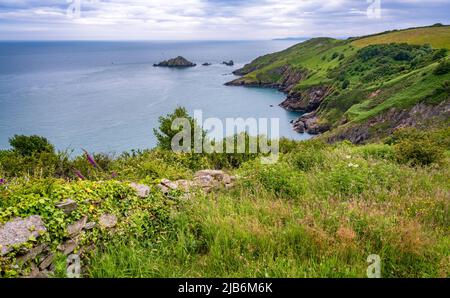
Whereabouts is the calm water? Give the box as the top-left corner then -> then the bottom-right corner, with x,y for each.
0,40 -> 310,154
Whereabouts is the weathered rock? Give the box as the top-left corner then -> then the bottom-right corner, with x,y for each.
222,60 -> 234,66
154,56 -> 196,67
156,183 -> 170,194
156,170 -> 236,195
85,222 -> 96,230
55,199 -> 77,214
0,215 -> 46,255
99,214 -> 117,229
326,100 -> 450,144
130,183 -> 150,198
57,239 -> 77,255
16,244 -> 48,264
279,86 -> 330,112
27,263 -> 40,278
39,253 -> 54,270
292,112 -> 330,135
193,170 -> 234,192
160,179 -> 178,190
173,179 -> 195,192
67,216 -> 87,237
226,65 -> 307,93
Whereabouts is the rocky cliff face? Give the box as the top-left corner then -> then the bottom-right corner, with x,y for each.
279,86 -> 331,112
225,65 -> 307,91
325,100 -> 450,144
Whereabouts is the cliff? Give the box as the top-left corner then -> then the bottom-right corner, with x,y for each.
226,25 -> 450,143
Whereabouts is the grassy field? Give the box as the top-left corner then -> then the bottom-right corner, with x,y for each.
351,26 -> 450,50
1,126 -> 449,278
86,137 -> 449,278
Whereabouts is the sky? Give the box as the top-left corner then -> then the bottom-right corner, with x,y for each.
0,0 -> 449,40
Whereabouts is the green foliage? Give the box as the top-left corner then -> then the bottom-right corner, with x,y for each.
9,135 -> 54,156
352,143 -> 395,160
341,79 -> 350,89
285,141 -> 327,171
434,60 -> 450,75
240,160 -> 306,198
432,48 -> 447,61
386,128 -> 445,166
153,106 -> 204,151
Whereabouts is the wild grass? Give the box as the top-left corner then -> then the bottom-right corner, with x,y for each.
351,26 -> 450,50
86,137 -> 450,278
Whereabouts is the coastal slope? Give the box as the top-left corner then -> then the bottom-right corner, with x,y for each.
226,25 -> 450,143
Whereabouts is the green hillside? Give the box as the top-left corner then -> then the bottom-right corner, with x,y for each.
351,25 -> 450,49
227,25 -> 450,142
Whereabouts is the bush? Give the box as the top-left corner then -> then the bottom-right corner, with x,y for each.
432,49 -> 447,61
387,129 -> 445,166
8,135 -> 54,156
434,60 -> 450,75
289,143 -> 326,171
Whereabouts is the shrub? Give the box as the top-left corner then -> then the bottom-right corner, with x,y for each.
394,139 -> 444,166
289,144 -> 326,171
434,60 -> 450,75
8,135 -> 54,156
432,49 -> 447,61
387,129 -> 445,166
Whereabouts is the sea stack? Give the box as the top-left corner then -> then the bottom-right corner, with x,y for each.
153,56 -> 196,67
222,60 -> 234,66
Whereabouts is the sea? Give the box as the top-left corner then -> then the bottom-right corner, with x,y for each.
0,40 -> 311,155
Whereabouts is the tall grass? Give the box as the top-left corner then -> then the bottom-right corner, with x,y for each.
87,138 -> 450,278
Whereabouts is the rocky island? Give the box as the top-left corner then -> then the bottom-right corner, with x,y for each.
153,56 -> 196,67
222,60 -> 234,66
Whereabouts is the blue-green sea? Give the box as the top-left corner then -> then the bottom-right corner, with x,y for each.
0,40 -> 310,154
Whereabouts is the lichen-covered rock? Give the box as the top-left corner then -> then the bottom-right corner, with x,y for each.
67,216 -> 87,237
0,215 -> 46,255
16,243 -> 48,264
39,253 -> 54,270
58,239 -> 77,255
156,170 -> 236,196
99,214 -> 117,229
130,183 -> 150,198
55,199 -> 77,214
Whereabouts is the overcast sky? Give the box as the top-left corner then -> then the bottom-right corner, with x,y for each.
0,0 -> 448,40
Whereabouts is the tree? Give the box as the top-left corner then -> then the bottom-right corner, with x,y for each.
9,135 -> 54,156
153,107 -> 205,151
